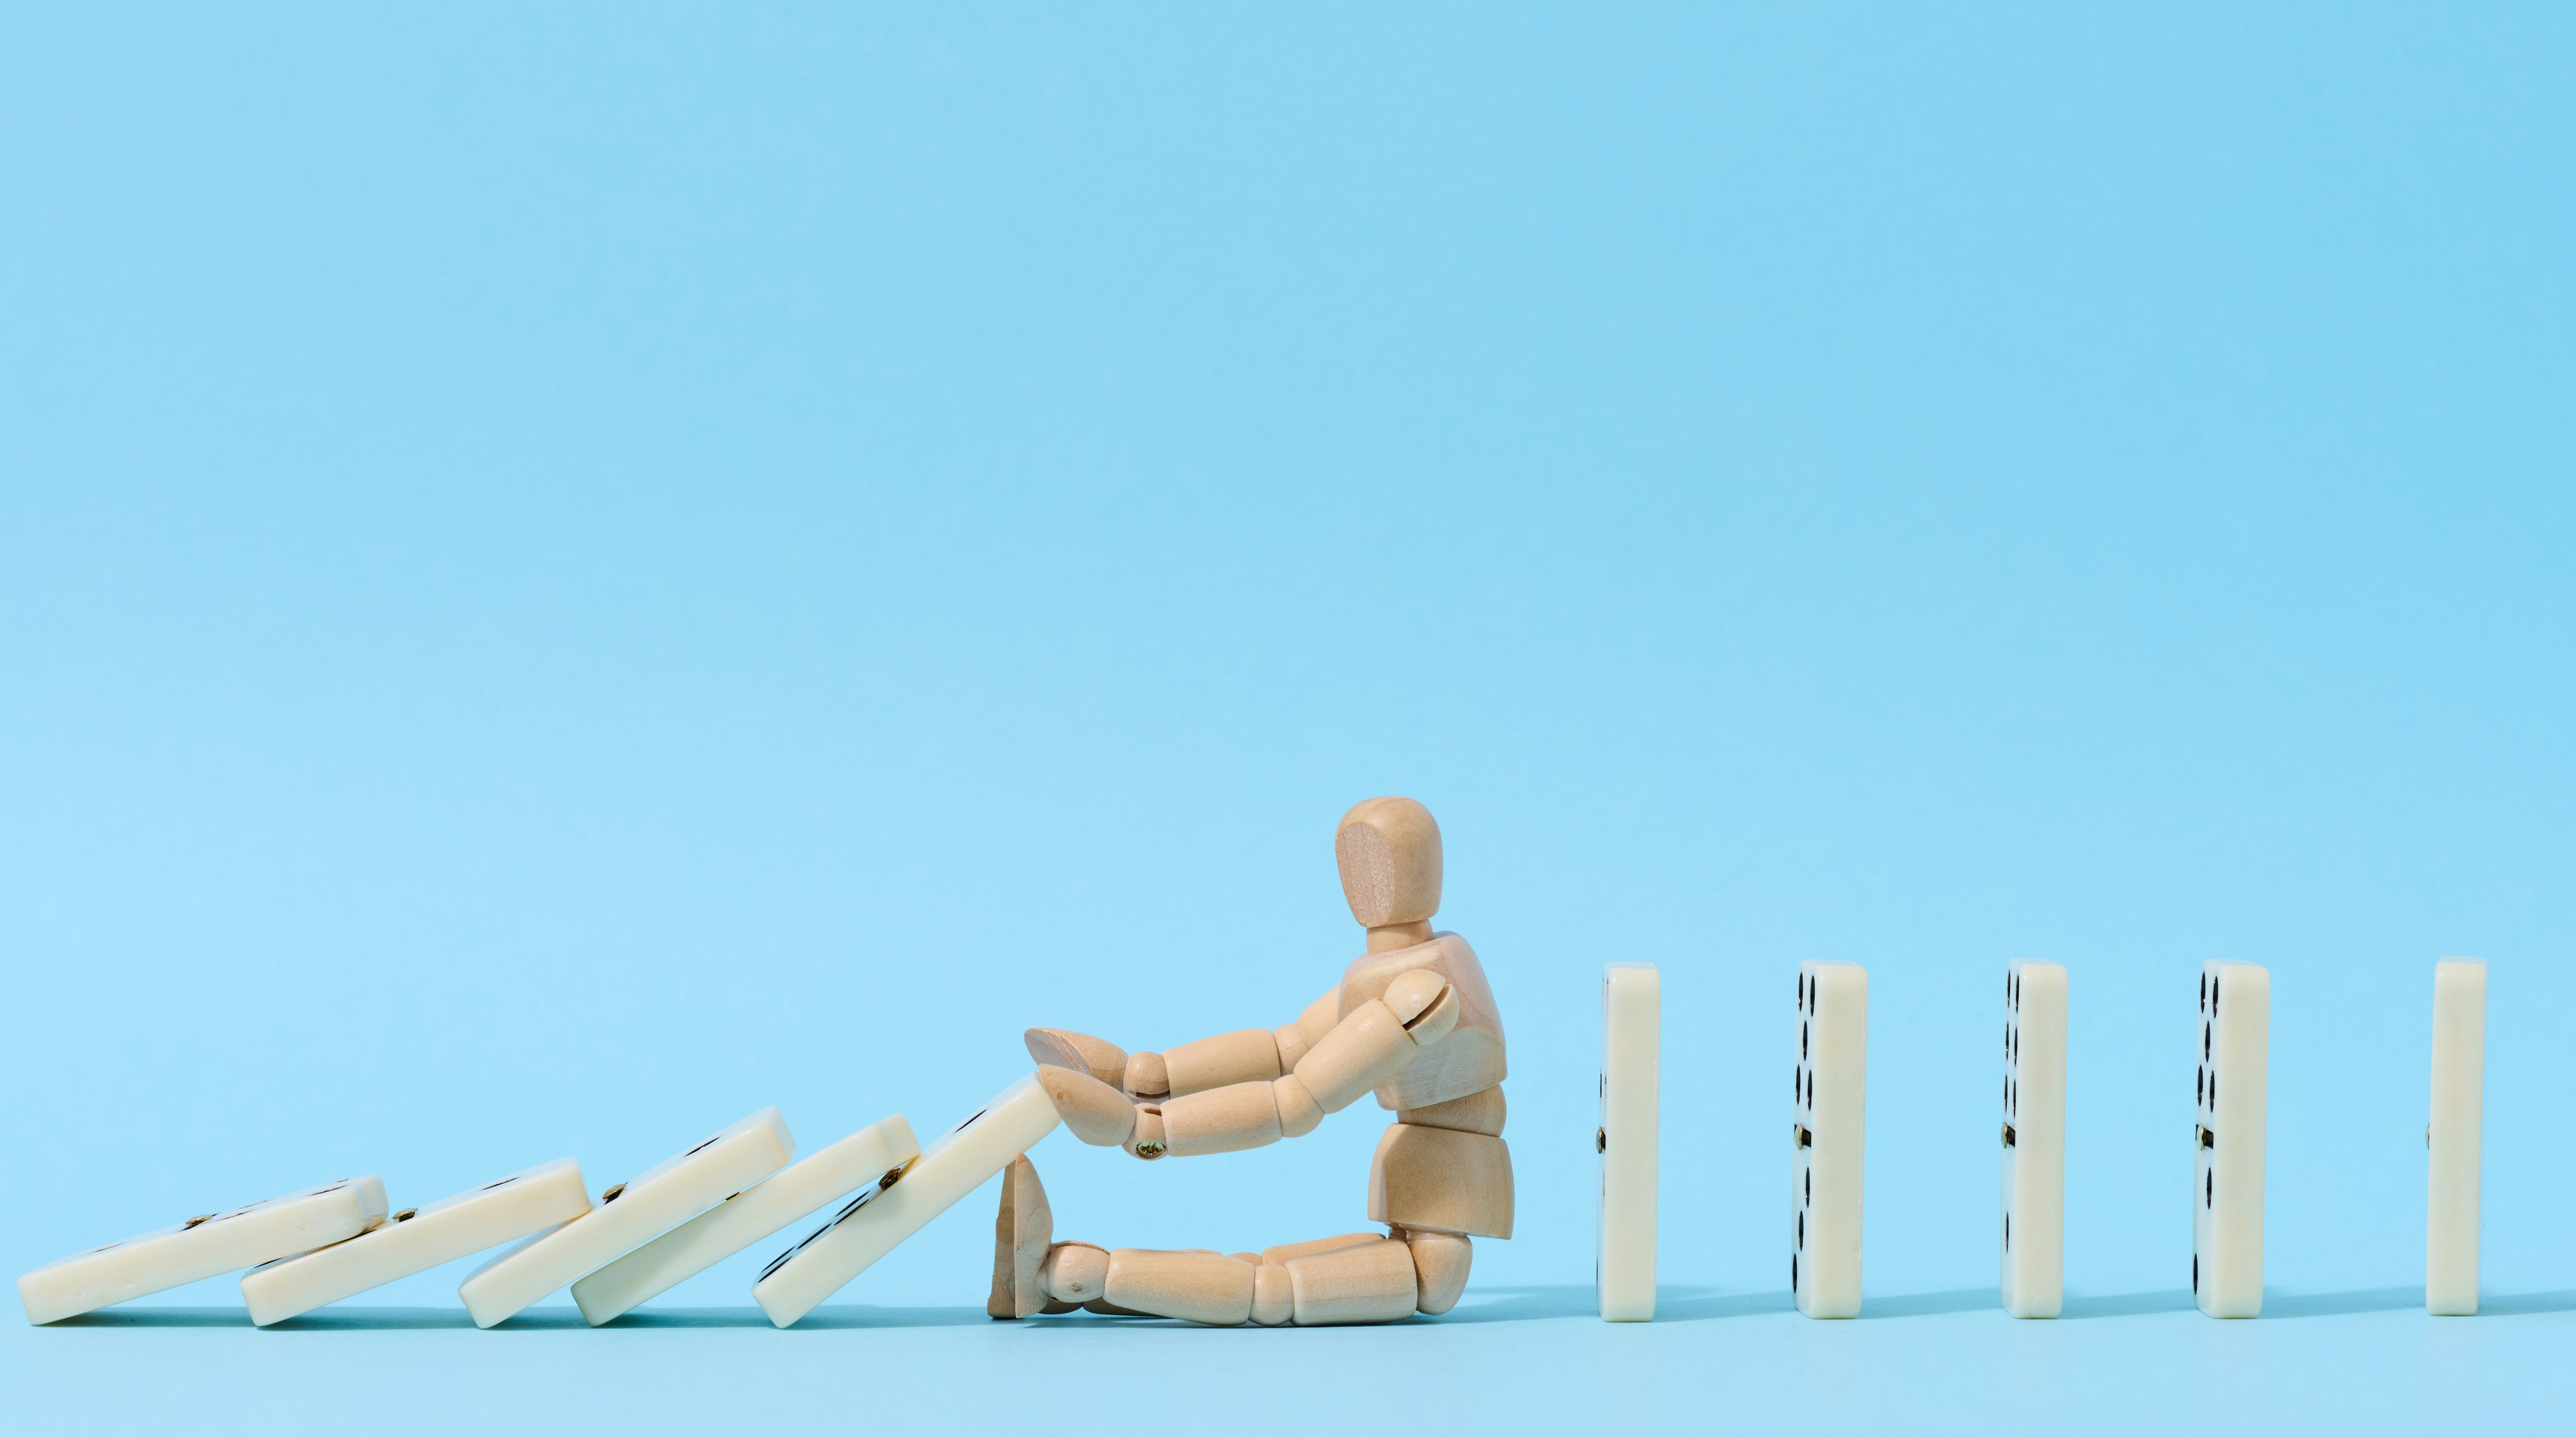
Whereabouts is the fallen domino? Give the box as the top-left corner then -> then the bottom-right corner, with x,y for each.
571,1116 -> 919,1325
20,1179 -> 387,1325
752,1075 -> 1059,1327
241,1160 -> 592,1325
459,1108 -> 793,1327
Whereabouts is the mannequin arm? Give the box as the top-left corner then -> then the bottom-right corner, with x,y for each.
1037,971 -> 1459,1160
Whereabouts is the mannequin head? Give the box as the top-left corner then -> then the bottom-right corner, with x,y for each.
1333,796 -> 1443,929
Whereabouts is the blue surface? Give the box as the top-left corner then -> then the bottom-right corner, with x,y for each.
4,4 -> 2570,1432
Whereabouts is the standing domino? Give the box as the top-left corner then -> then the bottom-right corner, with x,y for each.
241,1160 -> 591,1325
2427,958 -> 2485,1316
20,1179 -> 388,1325
2001,961 -> 2067,1318
753,1076 -> 1060,1328
458,1108 -> 793,1327
2193,962 -> 2268,1318
571,1116 -> 920,1325
1793,961 -> 1866,1318
1598,962 -> 1659,1321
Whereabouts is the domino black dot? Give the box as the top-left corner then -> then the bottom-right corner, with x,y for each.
1805,1167 -> 1811,1205
2197,1067 -> 2203,1105
1792,1254 -> 1799,1292
1801,1022 -> 1808,1060
2203,1022 -> 2211,1061
2005,1022 -> 2011,1058
2209,1072 -> 2217,1108
2205,1169 -> 2213,1208
2004,1212 -> 2010,1251
2193,1254 -> 2198,1293
2212,975 -> 2220,1011
1805,1069 -> 1812,1107
1798,1210 -> 1804,1247
2200,973 -> 2207,1010
2004,1074 -> 2010,1110
2006,972 -> 2013,1003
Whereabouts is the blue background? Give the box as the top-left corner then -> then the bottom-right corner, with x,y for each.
4,3 -> 2570,1431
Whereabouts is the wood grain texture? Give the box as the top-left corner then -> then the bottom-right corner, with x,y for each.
1162,1028 -> 1285,1097
986,1156 -> 1053,1319
1039,1242 -> 1108,1304
1123,1049 -> 1170,1099
1023,1029 -> 1128,1089
1257,1232 -> 1387,1266
1368,1124 -> 1514,1238
1290,999 -> 1418,1113
1337,932 -> 1506,1110
1160,1081 -> 1284,1156
1334,797 -> 1443,927
1400,1230 -> 1473,1316
1103,1249 -> 1257,1326
1398,1085 -> 1505,1136
1037,1065 -> 1138,1148
1250,1262 -> 1293,1325
1286,1239 -> 1419,1325
1272,1074 -> 1324,1138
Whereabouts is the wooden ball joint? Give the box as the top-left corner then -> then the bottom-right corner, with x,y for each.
1006,796 -> 1510,1326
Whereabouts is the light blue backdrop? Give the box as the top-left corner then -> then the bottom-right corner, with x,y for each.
4,3 -> 2569,1431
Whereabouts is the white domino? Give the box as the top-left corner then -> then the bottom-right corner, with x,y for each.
2427,958 -> 2485,1316
458,1108 -> 793,1327
2193,961 -> 2267,1318
2000,961 -> 2066,1318
570,1116 -> 920,1325
1793,961 -> 1866,1318
239,1160 -> 591,1325
1598,962 -> 1659,1321
752,1075 -> 1060,1327
20,1178 -> 387,1325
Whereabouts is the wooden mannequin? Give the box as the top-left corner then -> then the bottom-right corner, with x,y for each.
991,797 -> 1511,1325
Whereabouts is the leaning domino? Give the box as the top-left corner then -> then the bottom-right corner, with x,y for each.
458,1108 -> 793,1327
2193,961 -> 2267,1318
1793,961 -> 1866,1318
2001,961 -> 2066,1318
2427,958 -> 2485,1316
753,1075 -> 1060,1328
20,1178 -> 387,1325
571,1116 -> 920,1325
1598,962 -> 1658,1321
241,1160 -> 591,1325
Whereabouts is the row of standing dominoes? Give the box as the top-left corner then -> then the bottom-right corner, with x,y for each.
18,1077 -> 1065,1327
1593,958 -> 2489,1322
15,959 -> 2490,1328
